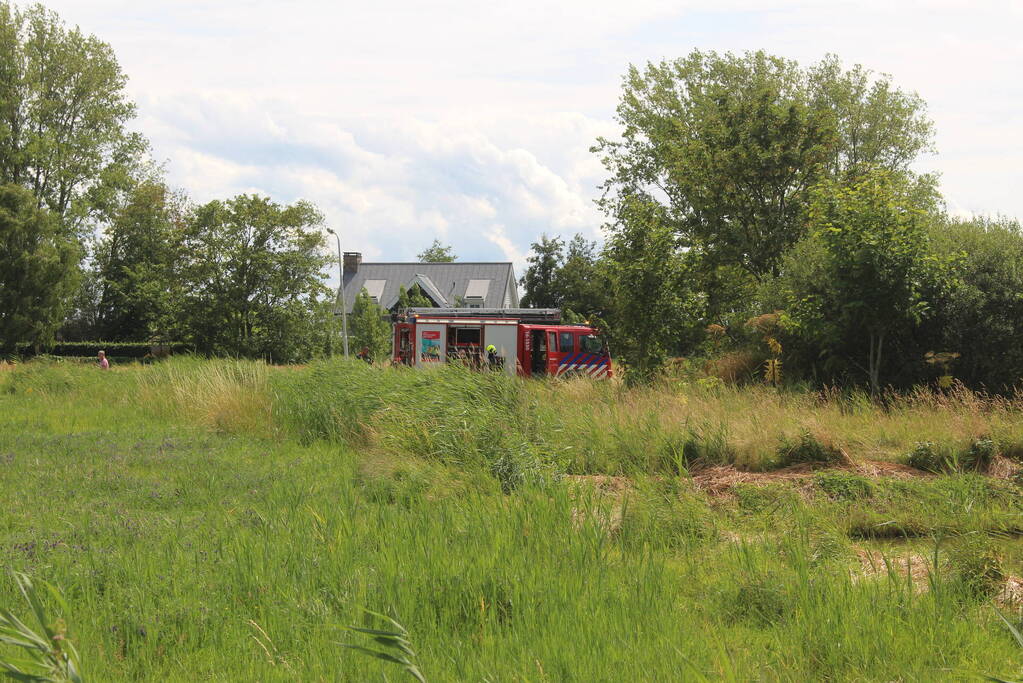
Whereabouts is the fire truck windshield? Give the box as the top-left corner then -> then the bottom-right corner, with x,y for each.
580,334 -> 604,354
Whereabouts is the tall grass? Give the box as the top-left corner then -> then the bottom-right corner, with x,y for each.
259,359 -> 1023,475
134,357 -> 272,436
7,356 -> 1023,480
1,359 -> 1022,679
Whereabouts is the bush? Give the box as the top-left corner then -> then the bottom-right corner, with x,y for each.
906,441 -> 945,472
776,431 -> 845,468
27,341 -> 191,359
906,438 -> 996,473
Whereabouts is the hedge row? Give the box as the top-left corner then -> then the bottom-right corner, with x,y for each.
39,355 -> 142,365
17,341 -> 192,358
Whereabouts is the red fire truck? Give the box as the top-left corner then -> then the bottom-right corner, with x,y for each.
392,308 -> 612,378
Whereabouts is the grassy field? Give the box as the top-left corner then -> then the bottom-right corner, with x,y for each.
2,358 -> 1023,681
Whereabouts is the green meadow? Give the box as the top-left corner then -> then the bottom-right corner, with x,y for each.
2,358 -> 1023,681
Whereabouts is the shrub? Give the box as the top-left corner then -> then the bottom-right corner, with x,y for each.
967,437 -> 996,469
906,438 -> 996,473
998,439 -> 1023,463
906,441 -> 944,472
35,341 -> 191,359
776,431 -> 845,468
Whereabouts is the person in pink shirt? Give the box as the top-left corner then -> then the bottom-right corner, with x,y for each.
97,350 -> 109,370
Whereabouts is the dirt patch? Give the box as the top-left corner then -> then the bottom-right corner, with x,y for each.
855,547 -> 932,591
988,455 -> 1023,481
689,459 -> 933,497
689,463 -> 820,497
853,460 -> 931,479
996,575 -> 1023,607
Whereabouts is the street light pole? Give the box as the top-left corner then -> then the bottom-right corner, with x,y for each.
326,228 -> 350,359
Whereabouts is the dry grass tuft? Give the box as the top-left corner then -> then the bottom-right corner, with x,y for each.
691,463 -> 819,495
988,455 -> 1023,480
996,576 -> 1023,608
704,350 -> 761,384
135,360 -> 273,437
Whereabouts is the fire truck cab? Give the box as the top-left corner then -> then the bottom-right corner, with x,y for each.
392,308 -> 612,378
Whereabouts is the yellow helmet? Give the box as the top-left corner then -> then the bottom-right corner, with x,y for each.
486,344 -> 497,353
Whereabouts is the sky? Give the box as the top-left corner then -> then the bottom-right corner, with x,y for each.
44,0 -> 1023,274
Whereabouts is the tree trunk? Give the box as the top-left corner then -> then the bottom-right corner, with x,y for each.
868,330 -> 884,400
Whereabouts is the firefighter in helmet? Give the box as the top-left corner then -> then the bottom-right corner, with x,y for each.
485,344 -> 499,369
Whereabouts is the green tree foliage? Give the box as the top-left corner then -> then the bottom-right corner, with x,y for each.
396,284 -> 434,309
519,234 -> 563,308
602,195 -> 696,382
0,2 -> 145,234
0,183 -> 78,352
349,288 -> 391,361
779,170 -> 943,396
59,260 -> 101,341
416,239 -> 456,262
595,51 -> 837,281
555,235 -> 607,319
595,50 -> 936,334
90,180 -> 187,341
807,55 -> 935,176
519,233 -> 608,318
179,194 -> 331,362
920,217 -> 1023,391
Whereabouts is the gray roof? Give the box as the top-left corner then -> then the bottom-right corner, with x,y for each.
341,262 -> 519,313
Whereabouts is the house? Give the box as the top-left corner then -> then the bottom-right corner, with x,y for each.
339,252 -> 519,313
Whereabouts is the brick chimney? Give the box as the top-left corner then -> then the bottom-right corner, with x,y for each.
343,251 -> 362,274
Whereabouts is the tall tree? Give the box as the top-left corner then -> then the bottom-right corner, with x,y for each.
0,3 -> 144,234
91,180 -> 188,341
808,55 -> 935,176
553,234 -> 606,319
519,234 -> 563,308
602,195 -> 696,382
180,195 -> 331,361
595,50 -> 936,284
596,51 -> 835,282
0,183 -> 78,352
779,169 -> 942,397
417,239 -> 456,262
349,288 -> 391,361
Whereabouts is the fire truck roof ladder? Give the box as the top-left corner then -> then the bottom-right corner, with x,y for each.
405,307 -> 562,324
